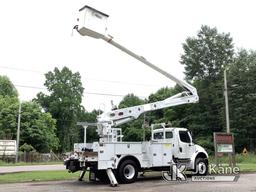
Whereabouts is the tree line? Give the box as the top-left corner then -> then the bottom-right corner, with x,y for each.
0,25 -> 255,154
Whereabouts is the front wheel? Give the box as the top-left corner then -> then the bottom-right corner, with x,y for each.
117,160 -> 138,184
194,158 -> 208,175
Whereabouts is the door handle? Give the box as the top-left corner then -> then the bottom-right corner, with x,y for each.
179,147 -> 182,152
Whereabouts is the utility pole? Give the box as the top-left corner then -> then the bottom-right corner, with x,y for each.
224,69 -> 230,133
16,102 -> 21,163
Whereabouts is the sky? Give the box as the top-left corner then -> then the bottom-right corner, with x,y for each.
0,0 -> 255,112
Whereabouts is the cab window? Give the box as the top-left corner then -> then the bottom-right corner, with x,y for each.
153,132 -> 163,139
179,131 -> 191,143
166,131 -> 173,139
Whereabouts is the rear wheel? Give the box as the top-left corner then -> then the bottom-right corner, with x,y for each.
194,158 -> 208,175
117,160 -> 138,183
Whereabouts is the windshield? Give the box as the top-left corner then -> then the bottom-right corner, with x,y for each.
179,130 -> 191,143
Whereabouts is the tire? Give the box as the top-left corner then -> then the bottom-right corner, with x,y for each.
95,170 -> 109,183
117,159 -> 138,184
194,158 -> 208,176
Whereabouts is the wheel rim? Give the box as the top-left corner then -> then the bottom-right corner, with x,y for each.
198,162 -> 207,174
123,164 -> 135,179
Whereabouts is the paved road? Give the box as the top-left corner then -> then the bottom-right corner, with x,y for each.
0,173 -> 255,192
0,164 -> 65,174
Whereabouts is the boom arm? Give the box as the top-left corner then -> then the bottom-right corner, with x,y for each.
96,35 -> 198,126
74,6 -> 198,135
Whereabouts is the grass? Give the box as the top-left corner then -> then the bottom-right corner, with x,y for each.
0,164 -> 255,184
206,163 -> 256,174
238,163 -> 256,172
0,160 -> 62,166
208,153 -> 256,164
207,153 -> 256,172
0,170 -> 81,183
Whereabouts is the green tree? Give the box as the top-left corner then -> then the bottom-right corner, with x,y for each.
0,76 -> 58,152
0,75 -> 19,139
20,102 -> 59,152
0,96 -> 19,139
35,67 -> 84,152
0,98 -> 59,152
20,143 -> 36,152
77,109 -> 100,143
181,25 -> 234,81
147,87 -> 178,124
0,76 -> 18,97
118,94 -> 146,141
118,94 -> 144,109
178,25 -> 235,153
228,49 -> 256,152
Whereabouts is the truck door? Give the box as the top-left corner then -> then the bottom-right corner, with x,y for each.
162,131 -> 173,166
151,143 -> 163,167
151,130 -> 173,167
177,130 -> 195,159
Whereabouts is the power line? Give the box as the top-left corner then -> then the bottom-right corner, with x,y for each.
0,66 -> 163,87
0,66 -> 42,74
85,77 -> 163,87
14,84 -> 146,98
3,66 -> 254,100
2,66 -> 255,88
14,84 -> 45,90
14,83 -> 254,104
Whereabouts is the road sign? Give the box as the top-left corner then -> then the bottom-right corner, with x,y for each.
213,132 -> 235,167
0,140 -> 16,157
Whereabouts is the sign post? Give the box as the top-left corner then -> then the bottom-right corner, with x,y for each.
214,132 -> 235,167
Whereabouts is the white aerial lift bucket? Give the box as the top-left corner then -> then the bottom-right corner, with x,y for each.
76,5 -> 109,38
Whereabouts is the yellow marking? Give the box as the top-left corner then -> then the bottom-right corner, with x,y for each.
164,144 -> 171,148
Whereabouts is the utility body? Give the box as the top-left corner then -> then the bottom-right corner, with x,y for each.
65,6 -> 208,186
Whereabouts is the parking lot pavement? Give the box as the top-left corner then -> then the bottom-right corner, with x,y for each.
0,173 -> 256,192
0,164 -> 65,174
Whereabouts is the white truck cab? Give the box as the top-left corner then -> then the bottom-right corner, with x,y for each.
152,125 -> 197,159
151,124 -> 208,172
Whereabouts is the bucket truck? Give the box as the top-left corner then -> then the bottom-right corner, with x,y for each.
65,6 -> 208,186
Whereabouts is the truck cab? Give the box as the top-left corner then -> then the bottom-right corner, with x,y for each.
152,124 -> 208,173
